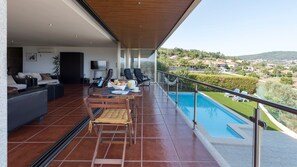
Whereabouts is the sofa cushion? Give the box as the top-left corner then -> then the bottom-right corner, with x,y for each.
9,84 -> 27,90
31,73 -> 42,81
8,87 -> 18,96
40,73 -> 52,80
38,79 -> 59,85
8,75 -> 17,85
18,72 -> 28,79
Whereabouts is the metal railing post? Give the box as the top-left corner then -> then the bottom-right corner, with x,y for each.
157,71 -> 159,84
193,84 -> 198,130
253,103 -> 261,167
167,74 -> 169,102
175,77 -> 179,108
161,73 -> 164,95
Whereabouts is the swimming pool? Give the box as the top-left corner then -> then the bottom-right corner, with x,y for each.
168,92 -> 247,139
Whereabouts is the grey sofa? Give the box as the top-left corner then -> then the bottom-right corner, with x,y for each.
8,87 -> 48,132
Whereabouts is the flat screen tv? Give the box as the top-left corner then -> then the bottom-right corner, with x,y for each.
90,60 -> 107,70
91,61 -> 98,69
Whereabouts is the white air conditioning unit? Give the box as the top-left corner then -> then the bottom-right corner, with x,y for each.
38,48 -> 54,53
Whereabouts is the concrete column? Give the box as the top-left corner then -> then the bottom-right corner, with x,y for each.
117,41 -> 121,78
0,0 -> 7,166
126,48 -> 131,68
154,50 -> 157,82
138,49 -> 141,68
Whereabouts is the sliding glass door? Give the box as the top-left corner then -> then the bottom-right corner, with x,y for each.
120,49 -> 156,82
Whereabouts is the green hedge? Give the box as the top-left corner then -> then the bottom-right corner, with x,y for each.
188,73 -> 258,94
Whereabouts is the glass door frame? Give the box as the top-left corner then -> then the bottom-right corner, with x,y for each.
118,47 -> 157,82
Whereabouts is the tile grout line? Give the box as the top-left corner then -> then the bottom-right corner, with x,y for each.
57,124 -> 90,167
156,85 -> 183,167
141,88 -> 144,167
100,126 -> 120,167
8,116 -> 67,153
8,95 -> 83,156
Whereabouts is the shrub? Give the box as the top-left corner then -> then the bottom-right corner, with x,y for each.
157,60 -> 169,72
280,77 -> 293,85
236,70 -> 246,76
286,72 -> 293,77
188,73 -> 258,94
247,72 -> 260,78
173,68 -> 190,78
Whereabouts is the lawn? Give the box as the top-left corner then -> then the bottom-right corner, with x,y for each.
202,91 -> 281,131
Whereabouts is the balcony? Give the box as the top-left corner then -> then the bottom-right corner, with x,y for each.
7,68 -> 297,167
8,84 -> 219,167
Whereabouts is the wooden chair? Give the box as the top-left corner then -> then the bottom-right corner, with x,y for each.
115,95 -> 138,144
84,97 -> 134,167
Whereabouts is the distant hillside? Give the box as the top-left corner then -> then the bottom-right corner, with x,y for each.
239,51 -> 297,60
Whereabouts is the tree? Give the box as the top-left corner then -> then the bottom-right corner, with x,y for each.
286,72 -> 293,77
195,62 -> 208,70
204,66 -> 219,74
157,60 -> 169,72
263,81 -> 297,132
261,69 -> 270,76
174,67 -> 189,77
179,59 -> 190,67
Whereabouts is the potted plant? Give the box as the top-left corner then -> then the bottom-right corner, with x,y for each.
52,55 -> 60,79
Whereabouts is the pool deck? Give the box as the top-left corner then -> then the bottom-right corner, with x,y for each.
213,128 -> 297,167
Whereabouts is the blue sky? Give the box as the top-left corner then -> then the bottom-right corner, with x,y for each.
161,0 -> 297,56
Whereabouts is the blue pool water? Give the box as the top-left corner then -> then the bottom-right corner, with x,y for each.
168,92 -> 246,139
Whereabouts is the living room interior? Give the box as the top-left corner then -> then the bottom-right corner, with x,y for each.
5,0 -> 218,167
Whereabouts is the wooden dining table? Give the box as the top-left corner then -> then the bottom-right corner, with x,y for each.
90,86 -> 143,110
91,86 -> 142,97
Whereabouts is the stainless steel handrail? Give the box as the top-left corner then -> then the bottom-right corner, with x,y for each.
158,70 -> 297,115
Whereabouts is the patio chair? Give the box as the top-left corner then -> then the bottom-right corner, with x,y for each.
84,97 -> 134,167
133,68 -> 150,86
224,88 -> 240,97
102,69 -> 113,87
124,68 -> 134,80
164,76 -> 177,86
88,69 -> 113,95
233,91 -> 249,102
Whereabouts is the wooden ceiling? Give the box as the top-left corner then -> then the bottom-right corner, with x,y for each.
80,0 -> 196,49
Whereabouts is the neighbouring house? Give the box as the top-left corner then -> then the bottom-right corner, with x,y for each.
169,55 -> 178,60
227,62 -> 238,68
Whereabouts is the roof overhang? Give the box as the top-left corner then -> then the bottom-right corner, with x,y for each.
7,0 -> 116,47
77,0 -> 201,49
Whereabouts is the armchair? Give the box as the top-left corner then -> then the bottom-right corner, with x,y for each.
124,68 -> 134,80
133,68 -> 150,86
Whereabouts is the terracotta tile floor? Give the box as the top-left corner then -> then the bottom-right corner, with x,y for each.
8,84 -> 219,167
52,85 -> 219,167
8,85 -> 89,167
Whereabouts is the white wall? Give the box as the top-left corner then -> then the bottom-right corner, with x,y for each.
0,0 -> 7,166
22,46 -> 118,81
